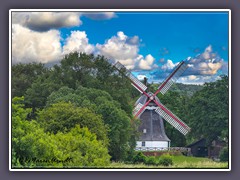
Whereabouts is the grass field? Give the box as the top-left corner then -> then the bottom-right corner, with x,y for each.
109,155 -> 228,169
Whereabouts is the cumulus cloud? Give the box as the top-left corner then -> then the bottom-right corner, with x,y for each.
186,45 -> 226,76
161,59 -> 178,71
96,31 -> 138,61
96,31 -> 157,70
149,45 -> 227,84
12,12 -> 82,31
12,24 -> 62,64
83,12 -> 116,20
12,24 -> 96,64
139,54 -> 156,70
11,11 -> 117,64
63,31 -> 95,55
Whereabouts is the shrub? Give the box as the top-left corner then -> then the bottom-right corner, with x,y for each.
132,152 -> 146,164
145,156 -> 157,165
219,147 -> 229,162
158,154 -> 173,166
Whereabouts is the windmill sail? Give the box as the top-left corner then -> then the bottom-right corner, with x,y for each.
114,61 -> 147,92
155,103 -> 191,135
133,103 -> 144,117
155,61 -> 188,95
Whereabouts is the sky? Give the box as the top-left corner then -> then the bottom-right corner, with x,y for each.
11,11 -> 229,84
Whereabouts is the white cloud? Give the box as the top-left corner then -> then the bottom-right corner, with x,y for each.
12,12 -> 82,31
150,45 -> 227,84
12,24 -> 62,64
161,59 -> 178,70
12,25 -> 96,64
139,54 -> 156,70
63,31 -> 95,55
96,31 -> 157,70
96,31 -> 139,61
186,45 -> 225,76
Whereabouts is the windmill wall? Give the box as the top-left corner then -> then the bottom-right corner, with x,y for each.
135,94 -> 171,149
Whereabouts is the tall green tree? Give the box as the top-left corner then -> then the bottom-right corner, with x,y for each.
12,63 -> 47,97
59,52 -> 133,116
188,75 -> 229,145
37,101 -> 109,146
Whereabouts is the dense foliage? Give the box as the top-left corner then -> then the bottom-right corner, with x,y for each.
12,52 -> 138,167
11,52 -> 229,167
45,86 -> 134,161
132,152 -> 173,166
188,75 -> 229,145
12,97 -> 110,168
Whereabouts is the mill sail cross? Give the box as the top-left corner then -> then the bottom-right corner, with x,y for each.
114,60 -> 191,149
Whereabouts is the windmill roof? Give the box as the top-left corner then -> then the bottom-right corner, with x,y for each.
139,109 -> 170,141
135,93 -> 170,142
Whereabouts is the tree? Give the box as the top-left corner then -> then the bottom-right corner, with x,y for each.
96,100 -> 132,161
12,63 -> 47,98
188,75 -> 229,145
37,101 -> 109,146
59,52 -> 134,116
24,70 -> 63,116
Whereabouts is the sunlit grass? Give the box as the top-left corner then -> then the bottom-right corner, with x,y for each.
109,155 -> 228,169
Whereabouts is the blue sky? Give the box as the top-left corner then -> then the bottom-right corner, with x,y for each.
79,12 -> 228,60
12,11 -> 229,84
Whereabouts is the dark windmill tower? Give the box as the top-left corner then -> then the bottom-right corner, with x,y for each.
114,60 -> 191,150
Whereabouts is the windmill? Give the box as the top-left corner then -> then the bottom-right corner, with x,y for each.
114,60 -> 191,150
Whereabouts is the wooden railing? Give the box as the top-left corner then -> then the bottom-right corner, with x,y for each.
135,147 -> 191,152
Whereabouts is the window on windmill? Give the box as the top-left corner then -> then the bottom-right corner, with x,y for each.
143,129 -> 147,133
142,142 -> 145,147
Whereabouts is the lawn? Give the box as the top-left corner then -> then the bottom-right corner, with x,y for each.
109,155 -> 228,169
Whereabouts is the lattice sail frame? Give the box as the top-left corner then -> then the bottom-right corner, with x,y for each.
159,62 -> 188,95
155,104 -> 190,135
114,62 -> 147,92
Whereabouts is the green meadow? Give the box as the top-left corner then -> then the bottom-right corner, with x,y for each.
109,155 -> 228,169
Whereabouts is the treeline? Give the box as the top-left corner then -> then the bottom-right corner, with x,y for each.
148,83 -> 203,97
11,52 -> 229,168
